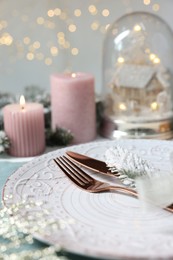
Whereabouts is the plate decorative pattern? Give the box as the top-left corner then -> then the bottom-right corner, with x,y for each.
3,139 -> 173,259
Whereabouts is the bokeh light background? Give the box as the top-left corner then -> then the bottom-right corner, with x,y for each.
0,0 -> 172,95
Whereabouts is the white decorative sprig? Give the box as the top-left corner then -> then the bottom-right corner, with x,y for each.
0,130 -> 10,154
105,145 -> 159,188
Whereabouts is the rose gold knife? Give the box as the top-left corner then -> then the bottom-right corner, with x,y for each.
66,151 -> 119,176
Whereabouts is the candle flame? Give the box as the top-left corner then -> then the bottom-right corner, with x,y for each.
20,95 -> 25,110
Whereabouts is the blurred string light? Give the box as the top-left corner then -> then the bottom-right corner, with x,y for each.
88,5 -> 98,15
152,3 -> 160,11
102,9 -> 110,17
45,57 -> 52,65
0,2 -> 112,67
143,0 -> 160,12
50,46 -> 58,56
47,9 -> 54,17
143,0 -> 151,5
68,24 -> 76,32
33,41 -> 40,49
74,9 -> 81,17
133,24 -> 142,31
0,33 -> 13,46
54,8 -> 61,16
71,47 -> 79,55
149,53 -> 161,64
0,1 -> 162,69
36,16 -> 44,25
19,7 -> 68,65
91,21 -> 100,31
23,37 -> 30,45
26,52 -> 34,61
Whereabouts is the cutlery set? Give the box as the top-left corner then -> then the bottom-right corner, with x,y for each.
54,151 -> 173,213
54,155 -> 137,196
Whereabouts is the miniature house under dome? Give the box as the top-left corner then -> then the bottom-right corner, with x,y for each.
101,12 -> 173,139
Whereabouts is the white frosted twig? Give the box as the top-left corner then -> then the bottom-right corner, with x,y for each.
105,145 -> 159,188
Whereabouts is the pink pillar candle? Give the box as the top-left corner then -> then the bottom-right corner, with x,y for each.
51,72 -> 96,144
3,98 -> 45,157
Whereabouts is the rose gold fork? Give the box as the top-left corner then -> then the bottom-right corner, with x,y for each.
54,156 -> 173,213
54,156 -> 137,197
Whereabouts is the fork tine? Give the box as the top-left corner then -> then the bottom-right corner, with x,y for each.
54,156 -> 94,187
62,156 -> 94,182
54,158 -> 85,187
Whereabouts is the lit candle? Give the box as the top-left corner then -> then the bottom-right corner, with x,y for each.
3,96 -> 45,157
50,72 -> 96,143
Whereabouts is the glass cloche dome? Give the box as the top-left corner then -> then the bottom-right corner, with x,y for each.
101,12 -> 173,139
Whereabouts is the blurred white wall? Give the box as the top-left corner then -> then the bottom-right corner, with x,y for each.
0,0 -> 173,96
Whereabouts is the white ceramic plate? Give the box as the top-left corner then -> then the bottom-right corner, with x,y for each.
3,139 -> 173,259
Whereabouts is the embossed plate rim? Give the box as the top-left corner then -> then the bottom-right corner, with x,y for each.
2,139 -> 173,260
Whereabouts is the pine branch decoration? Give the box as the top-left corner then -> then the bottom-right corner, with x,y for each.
45,127 -> 73,146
